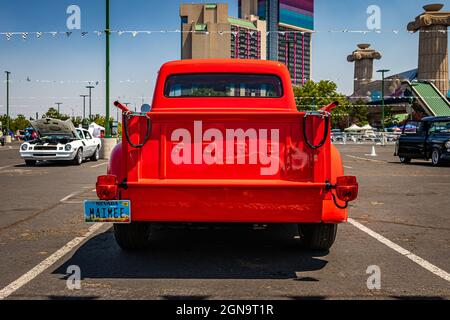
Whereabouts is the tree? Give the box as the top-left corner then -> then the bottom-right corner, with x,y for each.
12,114 -> 30,131
293,80 -> 366,129
42,107 -> 70,121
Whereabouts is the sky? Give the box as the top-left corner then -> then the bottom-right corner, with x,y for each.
0,0 -> 448,118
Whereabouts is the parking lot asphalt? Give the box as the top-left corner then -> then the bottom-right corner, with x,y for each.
0,144 -> 449,300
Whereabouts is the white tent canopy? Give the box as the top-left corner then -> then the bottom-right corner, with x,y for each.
88,123 -> 105,138
344,124 -> 362,132
360,124 -> 373,130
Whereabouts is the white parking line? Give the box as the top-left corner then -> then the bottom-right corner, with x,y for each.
344,166 -> 353,169
91,162 -> 108,168
346,155 -> 386,163
0,164 -> 21,171
59,192 -> 79,203
348,218 -> 450,283
0,223 -> 104,300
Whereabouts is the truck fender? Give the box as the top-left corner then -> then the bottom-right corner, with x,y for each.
322,144 -> 348,223
108,141 -> 123,179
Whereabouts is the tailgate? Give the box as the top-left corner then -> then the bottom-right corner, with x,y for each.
124,112 -> 331,184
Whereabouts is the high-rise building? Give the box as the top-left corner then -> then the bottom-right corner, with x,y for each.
180,1 -> 314,85
181,3 -> 265,61
180,4 -> 231,59
239,0 -> 314,85
230,16 -> 266,60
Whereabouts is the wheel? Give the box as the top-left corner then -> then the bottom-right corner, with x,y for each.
431,148 -> 442,166
90,147 -> 99,162
399,156 -> 411,164
114,223 -> 152,251
73,149 -> 83,166
298,223 -> 338,251
25,160 -> 36,166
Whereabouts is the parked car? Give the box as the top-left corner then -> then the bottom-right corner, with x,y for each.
395,116 -> 450,166
85,59 -> 359,252
20,118 -> 102,166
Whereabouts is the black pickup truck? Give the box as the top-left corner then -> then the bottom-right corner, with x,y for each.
395,116 -> 450,166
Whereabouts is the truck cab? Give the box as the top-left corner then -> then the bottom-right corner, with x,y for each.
90,59 -> 358,252
395,116 -> 450,166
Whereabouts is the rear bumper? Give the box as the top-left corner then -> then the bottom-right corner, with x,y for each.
121,180 -> 348,224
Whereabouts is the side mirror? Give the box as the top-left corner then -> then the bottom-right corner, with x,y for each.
141,104 -> 152,113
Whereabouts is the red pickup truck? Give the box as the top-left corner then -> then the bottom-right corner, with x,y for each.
86,59 -> 358,252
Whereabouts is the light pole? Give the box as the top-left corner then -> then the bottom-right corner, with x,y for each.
86,85 -> 95,120
80,95 -> 88,120
55,102 -> 63,114
376,69 -> 390,132
105,0 -> 111,138
5,71 -> 10,134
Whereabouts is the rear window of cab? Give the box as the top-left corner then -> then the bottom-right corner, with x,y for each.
164,73 -> 283,98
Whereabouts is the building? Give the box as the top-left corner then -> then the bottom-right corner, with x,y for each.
239,0 -> 314,85
230,16 -> 266,60
180,4 -> 231,59
180,1 -> 314,86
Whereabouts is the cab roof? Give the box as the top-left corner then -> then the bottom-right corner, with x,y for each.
152,59 -> 296,111
159,59 -> 291,76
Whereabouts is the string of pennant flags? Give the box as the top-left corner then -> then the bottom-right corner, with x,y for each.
1,28 -> 448,40
0,104 -> 414,109
2,78 -> 449,85
2,96 -> 444,101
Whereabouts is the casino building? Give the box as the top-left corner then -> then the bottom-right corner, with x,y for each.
180,1 -> 314,85
239,0 -> 314,85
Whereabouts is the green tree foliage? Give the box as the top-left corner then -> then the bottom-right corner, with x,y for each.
1,108 -> 122,137
293,80 -> 368,129
0,114 -> 30,132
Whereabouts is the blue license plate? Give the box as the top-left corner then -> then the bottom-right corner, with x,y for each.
84,200 -> 131,224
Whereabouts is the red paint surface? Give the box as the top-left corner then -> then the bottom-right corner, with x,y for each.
107,60 -> 355,223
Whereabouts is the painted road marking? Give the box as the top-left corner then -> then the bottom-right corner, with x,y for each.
346,155 -> 386,163
0,223 -> 104,300
59,192 -> 79,203
344,166 -> 353,169
0,164 -> 21,171
348,218 -> 450,283
91,162 -> 108,168
60,188 -> 95,204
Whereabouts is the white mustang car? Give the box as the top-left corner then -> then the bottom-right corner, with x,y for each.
20,118 -> 102,166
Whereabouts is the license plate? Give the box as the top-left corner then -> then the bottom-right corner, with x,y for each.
84,200 -> 131,224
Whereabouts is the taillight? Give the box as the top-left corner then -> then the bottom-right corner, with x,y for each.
335,176 -> 358,202
96,175 -> 118,200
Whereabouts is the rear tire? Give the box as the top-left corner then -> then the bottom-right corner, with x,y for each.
298,223 -> 337,251
90,147 -> 99,162
114,223 -> 152,251
73,149 -> 83,166
25,160 -> 36,166
431,148 -> 442,167
399,156 -> 411,164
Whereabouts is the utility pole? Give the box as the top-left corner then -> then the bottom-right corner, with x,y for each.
377,69 -> 390,132
80,95 -> 88,120
105,0 -> 111,137
5,71 -> 11,134
86,85 -> 94,120
56,102 -> 63,114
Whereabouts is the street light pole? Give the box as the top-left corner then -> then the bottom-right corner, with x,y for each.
86,86 -> 94,120
377,69 -> 390,132
5,71 -> 10,134
105,0 -> 111,138
56,102 -> 63,114
80,95 -> 88,120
